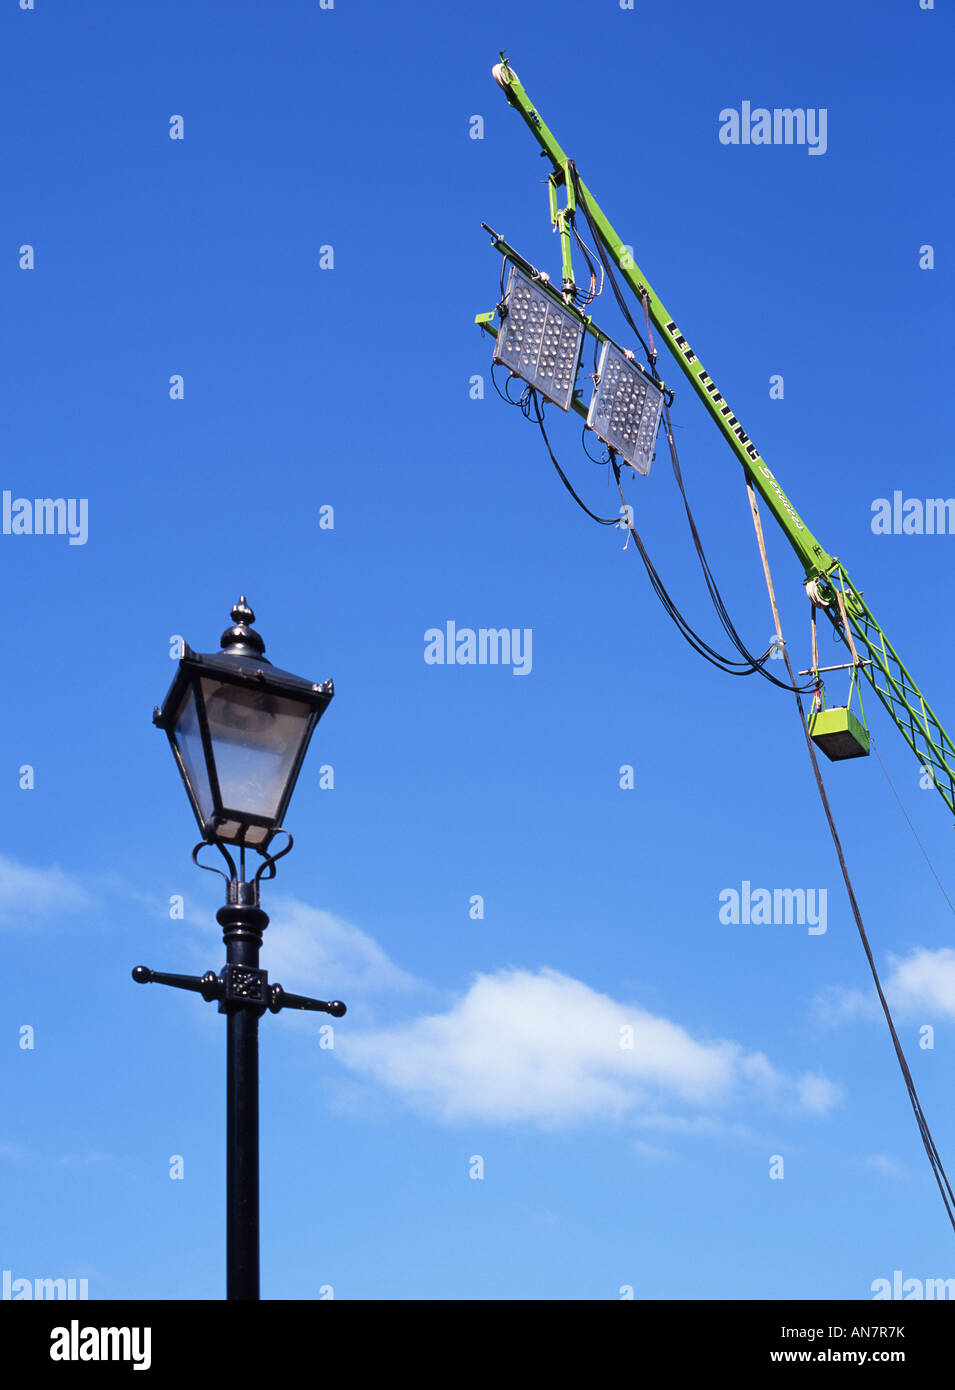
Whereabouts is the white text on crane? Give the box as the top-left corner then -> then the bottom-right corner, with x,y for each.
664,319 -> 806,533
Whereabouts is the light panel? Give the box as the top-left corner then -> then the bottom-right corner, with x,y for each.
586,341 -> 664,475
493,265 -> 584,411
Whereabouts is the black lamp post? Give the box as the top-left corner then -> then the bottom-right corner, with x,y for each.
133,597 -> 345,1301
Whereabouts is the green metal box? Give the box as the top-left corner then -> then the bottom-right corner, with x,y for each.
808,705 -> 870,761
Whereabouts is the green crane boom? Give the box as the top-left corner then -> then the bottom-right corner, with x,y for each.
488,57 -> 955,820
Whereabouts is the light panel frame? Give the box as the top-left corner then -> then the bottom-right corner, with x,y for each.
586,341 -> 665,475
493,264 -> 584,412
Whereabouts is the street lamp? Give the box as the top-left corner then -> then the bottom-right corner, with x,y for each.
133,597 -> 346,1301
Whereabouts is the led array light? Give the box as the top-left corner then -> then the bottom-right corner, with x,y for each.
493,265 -> 584,412
586,341 -> 664,475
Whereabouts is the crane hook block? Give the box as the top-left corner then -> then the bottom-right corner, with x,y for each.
808,706 -> 870,761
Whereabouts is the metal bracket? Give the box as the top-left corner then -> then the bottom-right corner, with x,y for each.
132,965 -> 346,1020
548,165 -> 577,301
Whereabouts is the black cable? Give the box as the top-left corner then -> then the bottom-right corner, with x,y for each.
778,645 -> 955,1237
744,483 -> 955,1237
507,387 -> 798,678
660,402 -> 817,695
494,212 -> 812,689
490,362 -> 515,406
569,222 -> 601,308
581,424 -> 609,466
491,362 -> 536,414
531,393 -> 619,526
492,370 -> 617,524
503,371 -> 815,689
610,457 -> 783,675
567,161 -> 655,369
494,188 -> 955,1237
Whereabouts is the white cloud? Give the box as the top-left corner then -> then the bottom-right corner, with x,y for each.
631,1139 -> 673,1162
338,966 -> 841,1127
811,983 -> 876,1025
881,947 -> 955,1019
53,1150 -> 113,1168
863,1153 -> 907,1179
796,1073 -> 845,1115
0,855 -> 94,927
259,897 -> 422,998
814,947 -> 955,1025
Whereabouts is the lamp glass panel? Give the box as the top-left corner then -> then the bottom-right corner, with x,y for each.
200,677 -> 312,822
586,341 -> 664,474
173,684 -> 215,825
493,265 -> 583,411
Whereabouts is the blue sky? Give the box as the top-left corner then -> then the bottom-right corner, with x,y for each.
2,0 -> 954,1300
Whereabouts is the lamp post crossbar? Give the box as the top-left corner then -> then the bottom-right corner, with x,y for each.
131,965 -> 347,1019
